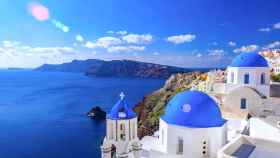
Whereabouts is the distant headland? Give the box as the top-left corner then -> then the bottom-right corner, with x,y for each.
34,59 -> 216,78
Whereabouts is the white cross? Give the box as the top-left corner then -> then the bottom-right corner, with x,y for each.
120,92 -> 125,100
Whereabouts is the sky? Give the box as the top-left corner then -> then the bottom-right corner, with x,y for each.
0,0 -> 280,68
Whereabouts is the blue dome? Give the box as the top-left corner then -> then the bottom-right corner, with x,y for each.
230,52 -> 268,67
108,93 -> 136,120
161,90 -> 226,128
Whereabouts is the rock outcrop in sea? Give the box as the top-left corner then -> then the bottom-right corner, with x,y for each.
87,106 -> 107,120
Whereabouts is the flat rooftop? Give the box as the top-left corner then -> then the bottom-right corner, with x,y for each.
218,135 -> 280,158
255,116 -> 280,128
232,143 -> 280,158
248,146 -> 280,158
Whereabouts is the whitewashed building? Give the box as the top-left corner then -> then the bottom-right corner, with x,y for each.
218,135 -> 280,158
249,116 -> 280,142
100,52 -> 280,158
141,90 -> 227,158
209,52 -> 280,120
101,93 -> 141,158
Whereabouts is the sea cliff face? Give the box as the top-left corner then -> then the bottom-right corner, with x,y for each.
35,59 -> 194,79
134,72 -> 206,137
85,60 -> 190,78
35,59 -> 104,73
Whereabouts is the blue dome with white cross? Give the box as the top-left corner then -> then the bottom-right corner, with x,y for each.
230,52 -> 268,67
108,92 -> 136,120
161,90 -> 226,128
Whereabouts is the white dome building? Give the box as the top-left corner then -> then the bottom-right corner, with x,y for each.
141,90 -> 227,158
212,52 -> 272,119
226,52 -> 270,97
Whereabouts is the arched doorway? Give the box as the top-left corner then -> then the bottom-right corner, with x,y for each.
111,144 -> 116,158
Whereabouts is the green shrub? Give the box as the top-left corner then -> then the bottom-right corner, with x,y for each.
271,74 -> 280,82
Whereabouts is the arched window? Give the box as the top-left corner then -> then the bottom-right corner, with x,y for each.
177,137 -> 183,155
244,74 -> 250,84
120,124 -> 126,140
241,98 -> 247,109
231,72 -> 234,83
261,73 -> 265,84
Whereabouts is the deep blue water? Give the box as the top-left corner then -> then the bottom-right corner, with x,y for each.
0,70 -> 164,158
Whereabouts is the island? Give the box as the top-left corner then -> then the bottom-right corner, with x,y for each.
35,59 -> 211,79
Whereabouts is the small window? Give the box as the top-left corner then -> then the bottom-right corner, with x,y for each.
241,98 -> 247,109
231,72 -> 234,83
120,124 -> 126,140
132,123 -> 135,139
177,137 -> 183,155
261,73 -> 265,84
162,130 -> 164,145
202,140 -> 208,156
202,151 -> 206,155
244,74 -> 250,84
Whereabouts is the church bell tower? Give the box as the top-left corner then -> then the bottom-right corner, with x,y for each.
101,92 -> 141,158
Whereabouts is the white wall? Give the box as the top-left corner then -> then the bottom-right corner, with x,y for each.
250,117 -> 280,142
157,119 -> 227,158
223,86 -> 263,116
102,117 -> 140,157
226,67 -> 270,97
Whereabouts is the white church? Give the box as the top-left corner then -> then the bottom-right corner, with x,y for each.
101,52 -> 280,158
100,92 -> 142,158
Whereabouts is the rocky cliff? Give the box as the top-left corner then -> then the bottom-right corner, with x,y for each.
85,60 -> 194,78
134,72 -> 207,137
35,59 -> 104,73
35,59 -> 199,79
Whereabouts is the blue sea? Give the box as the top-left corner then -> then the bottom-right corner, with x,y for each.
0,70 -> 164,158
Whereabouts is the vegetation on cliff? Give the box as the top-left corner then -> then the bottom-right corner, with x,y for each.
271,73 -> 280,82
134,72 -> 206,137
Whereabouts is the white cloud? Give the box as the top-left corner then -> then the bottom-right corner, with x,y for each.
258,28 -> 270,32
85,41 -> 95,48
2,41 -> 20,48
153,52 -> 160,56
107,45 -> 145,53
196,53 -> 202,58
122,34 -> 153,44
229,41 -> 236,47
96,37 -> 122,48
107,30 -> 114,34
75,35 -> 84,42
208,49 -> 225,56
0,41 -> 98,68
263,41 -> 280,49
273,22 -> 280,29
84,36 -> 122,49
116,30 -> 128,35
233,44 -> 258,53
212,42 -> 218,46
73,43 -> 78,47
166,34 -> 196,44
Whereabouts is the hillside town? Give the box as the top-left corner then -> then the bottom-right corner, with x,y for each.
100,51 -> 280,158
